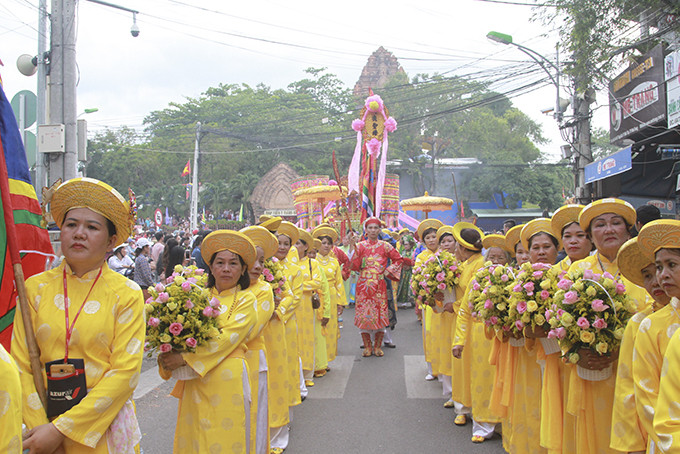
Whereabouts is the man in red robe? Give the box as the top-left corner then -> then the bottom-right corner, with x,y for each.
348,217 -> 403,357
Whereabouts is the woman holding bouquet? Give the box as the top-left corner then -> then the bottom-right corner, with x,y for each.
506,224 -> 531,267
158,230 -> 258,454
413,219 -> 444,377
565,199 -> 650,454
432,225 -> 459,410
608,236 -> 669,453
241,226 -> 279,454
312,226 -> 347,363
633,220 -> 680,452
271,222 -> 303,452
450,224 -> 501,442
295,229 -> 326,384
14,178 -> 145,454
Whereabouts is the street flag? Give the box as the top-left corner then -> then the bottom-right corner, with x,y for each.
181,160 -> 191,177
238,204 -> 244,222
0,83 -> 53,351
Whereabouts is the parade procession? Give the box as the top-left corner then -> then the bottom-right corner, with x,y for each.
5,1 -> 680,453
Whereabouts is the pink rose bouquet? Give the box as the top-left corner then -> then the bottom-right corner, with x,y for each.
549,267 -> 635,365
410,251 -> 460,310
145,265 -> 221,355
470,263 -> 516,333
506,262 -> 559,336
263,257 -> 286,298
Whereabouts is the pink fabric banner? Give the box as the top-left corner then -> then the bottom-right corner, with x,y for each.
398,210 -> 420,229
347,131 -> 362,195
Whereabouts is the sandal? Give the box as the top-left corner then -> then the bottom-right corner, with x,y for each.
454,414 -> 467,426
471,435 -> 485,443
443,400 -> 455,408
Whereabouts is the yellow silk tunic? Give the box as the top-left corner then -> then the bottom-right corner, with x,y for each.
414,249 -> 436,368
12,262 -> 145,453
297,257 -> 323,372
566,254 -> 650,454
653,325 -> 680,453
316,253 -> 347,362
633,298 -> 680,452
264,280 -> 292,428
452,253 -> 486,412
245,279 -> 276,454
0,344 -> 22,454
168,285 -> 257,454
609,307 -> 653,452
279,258 -> 303,407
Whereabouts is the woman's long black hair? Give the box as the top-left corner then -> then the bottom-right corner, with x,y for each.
206,251 -> 250,290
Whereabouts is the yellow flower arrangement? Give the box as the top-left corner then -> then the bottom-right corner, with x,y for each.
549,268 -> 636,364
410,251 -> 460,309
145,265 -> 221,355
263,257 -> 286,297
506,262 -> 559,335
470,262 -> 516,333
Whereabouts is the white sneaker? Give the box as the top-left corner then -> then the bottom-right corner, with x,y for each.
425,374 -> 437,381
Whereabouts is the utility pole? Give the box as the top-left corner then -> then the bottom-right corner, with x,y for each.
48,0 -> 78,186
34,0 -> 49,194
190,122 -> 201,232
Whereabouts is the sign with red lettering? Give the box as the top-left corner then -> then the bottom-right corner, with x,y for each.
609,44 -> 666,143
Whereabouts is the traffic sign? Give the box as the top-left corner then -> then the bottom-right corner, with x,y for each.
10,90 -> 37,128
154,209 -> 163,228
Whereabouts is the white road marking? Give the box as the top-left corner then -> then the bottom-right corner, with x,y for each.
308,355 -> 355,399
134,366 -> 169,400
404,355 -> 444,399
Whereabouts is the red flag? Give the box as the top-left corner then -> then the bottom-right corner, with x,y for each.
0,84 -> 53,351
181,160 -> 191,177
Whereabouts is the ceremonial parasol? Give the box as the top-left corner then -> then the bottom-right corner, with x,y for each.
294,181 -> 348,227
399,191 -> 453,219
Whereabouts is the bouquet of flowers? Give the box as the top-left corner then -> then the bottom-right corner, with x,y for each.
507,262 -> 559,333
549,268 -> 636,379
410,251 -> 461,312
145,265 -> 221,357
470,263 -> 515,333
263,257 -> 286,298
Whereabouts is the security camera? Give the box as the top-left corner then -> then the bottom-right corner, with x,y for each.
130,22 -> 140,37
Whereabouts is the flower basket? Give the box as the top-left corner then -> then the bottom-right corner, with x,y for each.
550,268 -> 636,369
263,257 -> 286,299
576,364 -> 613,381
470,263 -> 515,333
145,265 -> 221,355
410,251 -> 460,309
506,262 -> 559,337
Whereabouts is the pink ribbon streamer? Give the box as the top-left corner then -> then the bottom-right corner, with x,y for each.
323,201 -> 336,216
347,131 -> 362,194
375,133 -> 389,217
398,210 -> 420,229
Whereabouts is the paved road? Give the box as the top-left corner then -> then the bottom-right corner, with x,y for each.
135,307 -> 508,454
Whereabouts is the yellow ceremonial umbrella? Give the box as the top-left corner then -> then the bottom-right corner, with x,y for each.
399,191 -> 453,219
294,183 -> 348,227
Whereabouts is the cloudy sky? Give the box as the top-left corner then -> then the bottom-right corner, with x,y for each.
2,0 -> 616,161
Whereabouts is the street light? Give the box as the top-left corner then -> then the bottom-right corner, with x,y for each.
78,108 -> 99,117
486,31 -> 566,121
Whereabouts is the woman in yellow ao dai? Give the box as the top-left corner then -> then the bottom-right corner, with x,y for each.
635,219 -> 680,453
274,222 -> 304,408
565,199 -> 649,454
414,219 -> 444,379
241,226 -> 280,454
606,236 -> 669,453
505,219 -> 561,454
13,177 -> 145,454
1,344 -> 22,454
312,227 -> 347,362
295,229 -> 325,378
450,223 -> 498,442
158,230 -> 258,454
